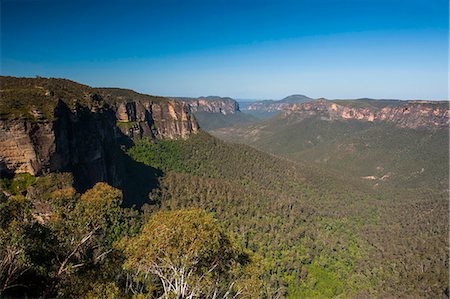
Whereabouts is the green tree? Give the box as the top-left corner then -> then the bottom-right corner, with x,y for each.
47,182 -> 138,298
0,195 -> 32,295
120,209 -> 258,298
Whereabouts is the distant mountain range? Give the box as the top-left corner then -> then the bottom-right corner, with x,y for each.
212,98 -> 449,190
243,94 -> 313,112
241,94 -> 448,114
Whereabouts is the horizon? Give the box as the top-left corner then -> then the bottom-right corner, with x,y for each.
2,74 -> 449,102
1,0 -> 448,100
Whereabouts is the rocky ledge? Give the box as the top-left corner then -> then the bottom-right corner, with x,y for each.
174,96 -> 239,115
283,99 -> 449,129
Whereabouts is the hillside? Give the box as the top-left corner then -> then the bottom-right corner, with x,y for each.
237,105 -> 280,120
0,78 -> 448,298
213,99 -> 449,190
279,94 -> 313,103
128,132 -> 448,298
193,111 -> 259,130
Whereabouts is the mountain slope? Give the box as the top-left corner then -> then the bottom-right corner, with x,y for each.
212,99 -> 449,190
193,111 -> 259,130
128,131 -> 449,298
279,94 -> 313,103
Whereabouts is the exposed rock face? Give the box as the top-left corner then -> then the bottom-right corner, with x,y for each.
114,100 -> 198,139
174,96 -> 239,115
0,119 -> 55,175
0,99 -> 122,190
0,77 -> 199,189
283,99 -> 449,128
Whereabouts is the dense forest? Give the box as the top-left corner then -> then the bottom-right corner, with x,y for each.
193,111 -> 259,130
2,130 -> 447,298
129,132 -> 449,298
212,116 -> 449,191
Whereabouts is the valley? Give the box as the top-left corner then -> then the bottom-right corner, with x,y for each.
0,77 -> 448,298
2,0 -> 448,297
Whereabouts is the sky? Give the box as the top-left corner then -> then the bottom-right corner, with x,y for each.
1,0 -> 448,100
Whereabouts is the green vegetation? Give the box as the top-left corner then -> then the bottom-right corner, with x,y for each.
1,173 -> 258,298
128,138 -> 189,173
128,131 -> 448,298
0,173 -> 36,195
240,109 -> 280,120
1,76 -> 447,298
120,209 -> 260,298
213,117 -> 449,191
193,111 -> 259,130
0,175 -> 141,298
0,76 -> 167,120
1,129 -> 447,298
0,76 -> 92,120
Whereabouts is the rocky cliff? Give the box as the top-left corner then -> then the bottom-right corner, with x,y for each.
174,96 -> 239,115
115,100 -> 198,139
0,77 -> 198,189
282,99 -> 449,128
0,98 -> 123,189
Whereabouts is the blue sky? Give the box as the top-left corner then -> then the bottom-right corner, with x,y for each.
1,0 -> 448,100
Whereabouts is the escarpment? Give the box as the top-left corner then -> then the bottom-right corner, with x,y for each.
0,76 -> 199,190
113,99 -> 198,140
283,99 -> 449,128
0,98 -> 123,190
174,96 -> 239,115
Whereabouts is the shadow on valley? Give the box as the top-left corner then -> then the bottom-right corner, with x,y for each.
71,134 -> 163,209
109,126 -> 163,209
51,99 -> 163,209
115,147 -> 163,209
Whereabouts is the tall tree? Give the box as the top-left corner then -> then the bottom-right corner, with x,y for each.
120,209 -> 259,298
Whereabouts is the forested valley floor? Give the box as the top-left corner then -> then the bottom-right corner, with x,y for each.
1,132 -> 448,298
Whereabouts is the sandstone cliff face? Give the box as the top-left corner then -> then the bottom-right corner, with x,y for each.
0,77 -> 199,188
175,96 -> 239,115
282,99 -> 449,128
115,100 -> 199,139
0,119 -> 55,175
0,99 -> 123,189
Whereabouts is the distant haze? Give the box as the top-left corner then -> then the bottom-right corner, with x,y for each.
1,0 -> 448,100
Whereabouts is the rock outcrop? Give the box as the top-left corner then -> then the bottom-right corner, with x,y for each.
0,118 -> 55,175
114,100 -> 198,140
0,77 -> 199,189
282,99 -> 449,128
0,98 -> 122,190
174,96 -> 239,115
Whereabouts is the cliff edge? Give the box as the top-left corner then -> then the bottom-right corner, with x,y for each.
0,77 -> 199,186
